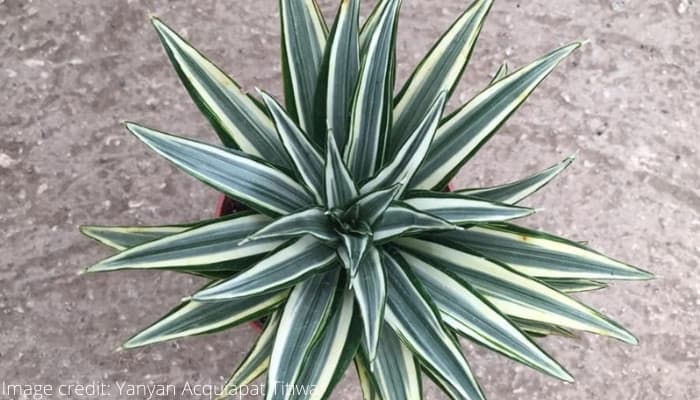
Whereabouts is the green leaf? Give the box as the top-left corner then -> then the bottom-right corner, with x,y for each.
511,317 -> 575,338
219,310 -> 282,398
411,43 -> 582,190
151,18 -> 290,167
345,184 -> 401,226
358,0 -> 384,56
368,324 -> 423,400
80,224 -> 188,251
354,353 -> 383,400
193,237 -> 337,301
344,0 -> 401,181
290,288 -> 357,400
324,0 -> 361,150
280,0 -> 328,137
260,91 -> 325,203
433,224 -> 653,280
404,192 -> 535,224
382,251 -> 485,400
397,250 -> 573,382
490,63 -> 508,84
543,278 -> 608,293
243,208 -> 335,244
351,246 -> 386,362
126,123 -> 313,216
361,93 -> 447,197
456,155 -> 575,204
325,134 -> 359,210
373,204 -> 458,242
390,0 -> 492,155
338,234 -> 370,277
85,213 -> 281,273
396,238 -> 639,343
266,269 -> 339,400
122,288 -> 287,349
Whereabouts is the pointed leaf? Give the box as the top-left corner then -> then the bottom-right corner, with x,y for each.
396,238 -> 639,343
382,251 -> 485,400
358,0 -> 384,56
355,354 -> 383,400
434,224 -> 653,280
345,184 -> 401,226
338,234 -> 370,277
351,246 -> 386,362
456,155 -> 575,204
373,203 -> 459,242
411,43 -> 582,190
369,324 -> 423,400
266,269 -> 339,400
280,0 -> 328,136
193,237 -> 337,301
151,18 -> 290,166
80,224 -> 188,251
244,207 -> 335,243
543,278 -> 608,293
325,134 -> 359,209
398,250 -> 573,382
490,63 -> 508,84
511,317 -> 575,338
390,0 -> 492,154
344,0 -> 401,181
260,91 -> 325,202
361,93 -> 446,196
405,192 -> 535,224
126,123 -> 313,215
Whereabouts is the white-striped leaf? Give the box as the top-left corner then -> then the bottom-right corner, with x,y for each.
325,0 -> 361,151
151,18 -> 290,167
260,91 -> 325,203
338,233 -> 370,277
543,278 -> 608,293
404,192 -> 535,224
361,93 -> 446,196
266,269 -> 339,400
325,134 -> 359,210
490,63 -> 508,84
382,251 -> 485,400
373,204 -> 458,242
344,0 -> 401,181
126,123 -> 313,216
396,238 -> 638,343
85,213 -> 281,273
511,317 -> 574,338
243,208 -> 335,244
457,155 -> 575,204
370,323 -> 423,400
80,224 -> 188,251
193,236 -> 337,301
358,0 -> 385,56
290,288 -> 357,400
398,250 -> 573,382
354,353 -> 382,400
390,0 -> 492,155
280,0 -> 328,137
219,310 -> 282,399
411,43 -> 582,190
351,246 -> 386,362
433,224 -> 653,280
122,289 -> 287,349
346,184 -> 401,226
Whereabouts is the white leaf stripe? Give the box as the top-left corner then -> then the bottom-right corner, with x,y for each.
383,251 -> 485,400
344,0 -> 402,181
370,323 -> 422,400
398,250 -> 573,382
390,0 -> 492,154
434,224 -> 652,280
126,123 -> 313,215
260,91 -> 325,203
245,207 -> 335,243
352,246 -> 386,362
193,236 -> 337,301
361,93 -> 447,196
456,155 -> 575,204
86,214 -> 280,273
372,204 -> 458,243
280,0 -> 328,134
80,224 -> 187,251
404,192 -> 535,224
266,270 -> 338,400
122,290 -> 287,349
219,311 -> 282,399
151,18 -> 290,167
411,43 -> 582,190
325,134 -> 359,209
396,238 -> 638,343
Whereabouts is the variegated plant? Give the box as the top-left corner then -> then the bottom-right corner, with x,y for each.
81,0 -> 651,399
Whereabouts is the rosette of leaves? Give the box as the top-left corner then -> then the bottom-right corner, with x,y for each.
81,0 -> 651,399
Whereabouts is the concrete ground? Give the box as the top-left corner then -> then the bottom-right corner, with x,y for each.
1,0 -> 698,399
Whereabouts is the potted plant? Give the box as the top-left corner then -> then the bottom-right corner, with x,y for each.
81,0 -> 652,398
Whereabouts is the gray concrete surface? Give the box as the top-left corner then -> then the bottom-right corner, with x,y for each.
1,0 -> 698,399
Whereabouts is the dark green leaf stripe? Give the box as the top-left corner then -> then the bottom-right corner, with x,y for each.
325,135 -> 359,209
390,0 -> 492,155
434,224 -> 653,280
244,208 -> 335,243
457,155 -> 575,204
193,237 -> 337,301
373,204 -> 458,242
352,246 -> 386,363
404,192 -> 535,224
383,251 -> 485,400
151,18 -> 290,166
266,269 -> 339,400
411,43 -> 582,190
370,323 -> 422,400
